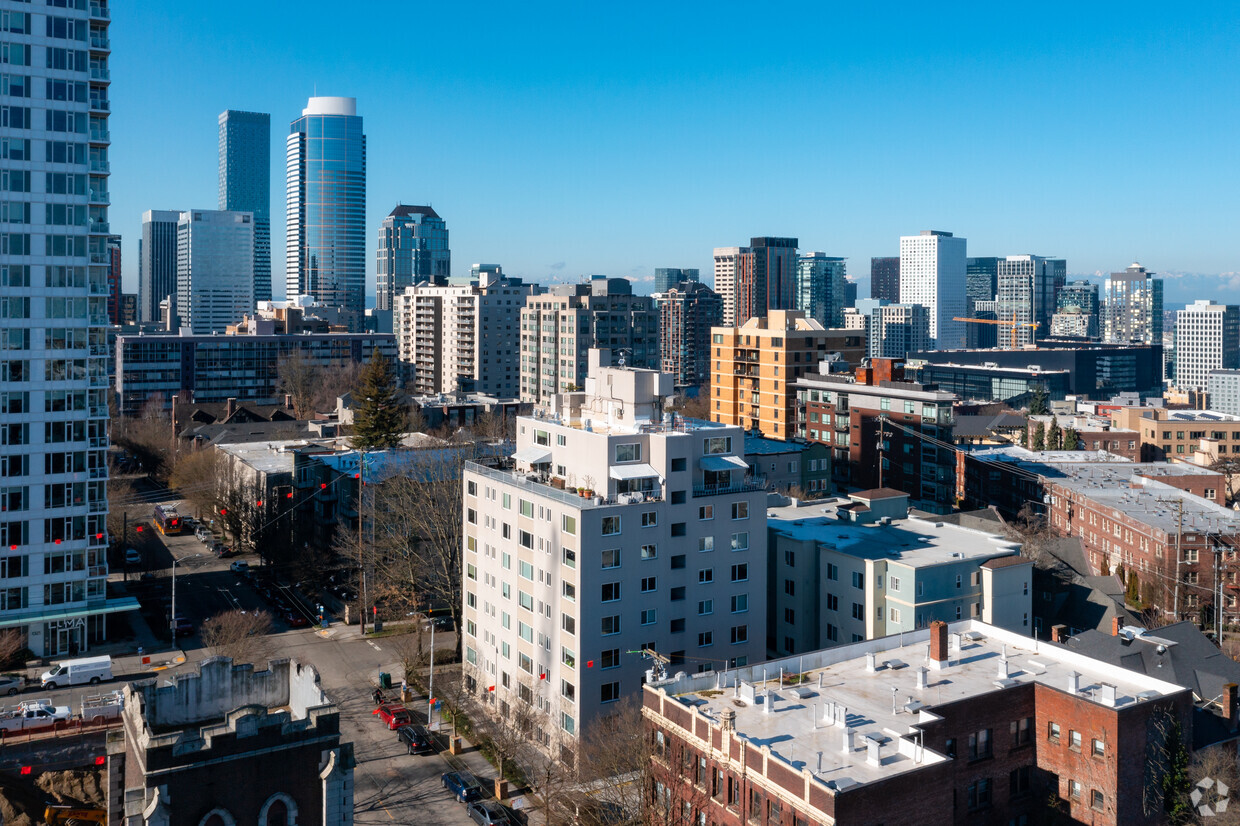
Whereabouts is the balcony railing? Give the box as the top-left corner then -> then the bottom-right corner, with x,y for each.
692,477 -> 768,498
90,35 -> 110,50
89,3 -> 109,19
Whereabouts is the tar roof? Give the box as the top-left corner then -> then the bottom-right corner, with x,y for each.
767,503 -> 1020,567
657,620 -> 1186,789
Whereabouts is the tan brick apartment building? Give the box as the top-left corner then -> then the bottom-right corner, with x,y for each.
710,310 -> 831,439
643,620 -> 1200,826
1111,406 -> 1240,461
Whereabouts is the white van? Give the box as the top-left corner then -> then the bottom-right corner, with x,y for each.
40,655 -> 112,690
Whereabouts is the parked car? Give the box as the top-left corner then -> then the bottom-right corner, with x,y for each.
229,560 -> 250,575
124,548 -> 141,566
173,617 -> 194,637
215,546 -> 236,559
467,801 -> 512,826
284,611 -> 310,629
442,771 -> 483,803
373,703 -> 411,730
0,674 -> 24,696
397,723 -> 434,754
195,528 -> 212,543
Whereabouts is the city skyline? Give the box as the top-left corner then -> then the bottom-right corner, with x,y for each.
108,2 -> 1239,305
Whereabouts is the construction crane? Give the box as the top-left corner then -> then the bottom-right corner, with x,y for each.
953,317 -> 1039,349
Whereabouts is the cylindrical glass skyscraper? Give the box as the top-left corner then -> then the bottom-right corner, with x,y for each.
286,97 -> 366,313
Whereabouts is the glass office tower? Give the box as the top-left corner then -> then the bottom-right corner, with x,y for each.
218,110 -> 270,302
375,205 -> 450,311
286,97 -> 366,312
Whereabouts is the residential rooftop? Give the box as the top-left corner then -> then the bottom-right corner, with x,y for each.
651,620 -> 1186,790
1048,469 -> 1240,536
767,500 -> 1021,568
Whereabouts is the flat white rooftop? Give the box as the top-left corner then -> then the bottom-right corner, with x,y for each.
653,620 -> 1186,789
767,501 -> 1020,567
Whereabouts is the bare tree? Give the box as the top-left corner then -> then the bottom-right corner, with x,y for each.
168,447 -> 224,521
112,397 -> 173,481
670,383 -> 710,422
1211,456 -> 1240,507
576,696 -> 651,826
1183,743 -> 1240,824
106,477 -> 142,551
477,678 -> 547,793
200,609 -> 274,664
276,352 -> 322,421
0,629 -> 26,668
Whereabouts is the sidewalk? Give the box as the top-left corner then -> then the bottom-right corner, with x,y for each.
20,607 -> 186,686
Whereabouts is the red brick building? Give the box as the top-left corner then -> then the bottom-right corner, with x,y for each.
644,620 -> 1204,826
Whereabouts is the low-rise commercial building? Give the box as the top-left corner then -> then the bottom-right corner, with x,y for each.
1110,406 -> 1240,462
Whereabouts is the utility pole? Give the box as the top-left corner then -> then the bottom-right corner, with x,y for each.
877,415 -> 887,489
358,451 -> 367,635
1214,537 -> 1222,641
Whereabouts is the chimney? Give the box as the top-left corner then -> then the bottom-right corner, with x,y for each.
929,621 -> 949,670
1223,684 -> 1238,732
1112,616 -> 1124,637
1067,671 -> 1080,695
1051,624 -> 1067,643
720,709 -> 736,733
916,667 -> 927,690
865,652 -> 877,673
226,397 -> 237,419
285,393 -> 293,409
841,727 -> 854,754
866,736 -> 881,767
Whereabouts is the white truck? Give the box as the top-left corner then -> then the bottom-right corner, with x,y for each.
0,699 -> 72,731
81,690 -> 124,723
40,655 -> 112,690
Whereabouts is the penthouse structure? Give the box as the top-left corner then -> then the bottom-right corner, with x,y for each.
643,619 -> 1202,826
462,353 -> 769,745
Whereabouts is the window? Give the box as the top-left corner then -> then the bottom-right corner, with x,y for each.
852,571 -> 864,589
601,516 -> 621,535
784,549 -> 795,567
671,523 -> 686,537
784,579 -> 795,596
615,443 -> 641,463
699,505 -> 713,520
889,575 -> 901,591
698,600 -> 713,615
561,647 -> 575,668
519,530 -> 534,548
1091,789 -> 1104,811
731,625 -> 747,644
671,554 -> 686,569
784,607 -> 795,624
1047,721 -> 1060,742
671,586 -> 686,601
698,536 -> 714,552
600,648 -> 620,669
699,568 -> 714,584
561,514 -> 576,535
601,549 -> 621,569
670,618 -> 685,633
601,582 -> 621,602
1010,766 -> 1031,797
731,532 -> 749,551
561,713 -> 575,735
561,582 -> 575,602
698,631 -> 713,647
827,563 -> 838,580
966,778 -> 992,810
731,594 -> 748,613
826,593 -> 838,611
641,511 -> 656,527
641,608 -> 657,625
1068,780 -> 1081,800
671,457 -> 687,472
641,544 -> 657,560
1069,730 -> 1081,751
851,603 -> 863,620
889,607 -> 901,623
601,682 -> 620,703
520,499 -> 534,517
968,728 -> 992,760
562,613 -> 576,635
1092,738 -> 1105,757
519,560 -> 534,580
732,502 -> 748,519
601,615 -> 621,635
1011,716 -> 1032,746
562,548 -> 576,568
730,563 -> 748,582
670,491 -> 686,504
518,622 -> 533,642
704,436 -> 732,454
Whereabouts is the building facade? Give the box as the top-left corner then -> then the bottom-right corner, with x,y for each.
868,302 -> 930,360
794,253 -> 847,328
996,254 -> 1066,348
1208,371 -> 1240,416
106,234 -> 121,324
462,358 -> 769,743
797,359 -> 958,512
714,238 -> 798,326
900,230 -> 967,348
218,109 -> 271,302
286,97 -> 366,313
0,0 -> 138,656
964,256 -> 998,349
1104,263 -> 1163,345
376,204 -> 450,311
116,331 -> 396,416
394,274 -> 535,397
656,281 -> 723,390
519,277 -> 658,405
1109,406 -> 1240,462
654,267 -> 699,294
1052,280 -> 1101,339
710,310 -> 830,440
1174,300 -> 1240,393
139,209 -> 180,324
175,209 -> 255,335
869,256 -> 900,304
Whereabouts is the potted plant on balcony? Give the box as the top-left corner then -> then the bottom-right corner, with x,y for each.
581,476 -> 595,498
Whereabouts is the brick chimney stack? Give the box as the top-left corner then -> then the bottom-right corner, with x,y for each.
1051,624 -> 1067,643
929,621 -> 949,669
225,397 -> 237,419
1112,616 -> 1124,637
1224,683 -> 1238,732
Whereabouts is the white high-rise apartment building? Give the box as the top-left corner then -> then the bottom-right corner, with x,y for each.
713,246 -> 749,326
869,303 -> 931,360
899,230 -> 967,349
1175,300 -> 1240,393
394,271 -> 535,397
175,210 -> 255,335
1104,263 -> 1163,345
0,0 -> 133,656
462,353 -> 767,744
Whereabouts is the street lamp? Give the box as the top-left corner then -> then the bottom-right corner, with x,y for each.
170,553 -> 202,635
412,612 -> 436,729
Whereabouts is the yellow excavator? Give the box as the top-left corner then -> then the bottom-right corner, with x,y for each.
43,805 -> 107,825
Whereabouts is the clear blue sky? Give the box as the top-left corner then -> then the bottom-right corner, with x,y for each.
111,1 -> 1239,304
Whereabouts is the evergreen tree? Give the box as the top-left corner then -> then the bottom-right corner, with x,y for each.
1031,423 -> 1046,452
1126,571 -> 1140,605
1048,417 -> 1062,450
1028,385 -> 1049,416
1161,717 -> 1192,823
1115,563 -> 1125,584
1099,556 -> 1111,577
1063,427 -> 1080,451
350,350 -> 408,451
